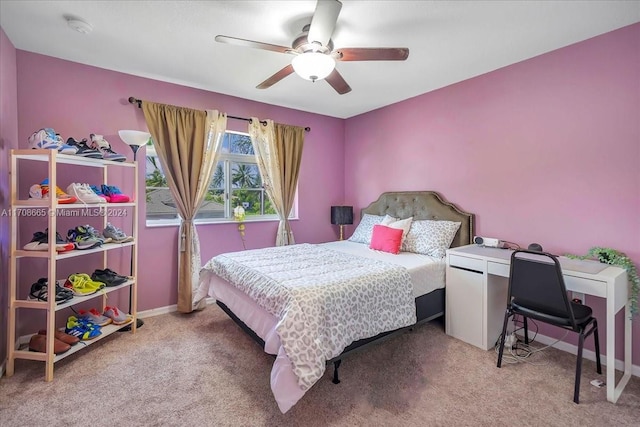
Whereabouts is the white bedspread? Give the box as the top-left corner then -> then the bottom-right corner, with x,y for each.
204,243 -> 416,392
320,240 -> 445,297
198,241 -> 443,413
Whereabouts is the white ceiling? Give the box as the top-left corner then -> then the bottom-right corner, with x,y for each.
1,1 -> 638,119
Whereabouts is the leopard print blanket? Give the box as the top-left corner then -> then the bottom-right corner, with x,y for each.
206,243 -> 416,391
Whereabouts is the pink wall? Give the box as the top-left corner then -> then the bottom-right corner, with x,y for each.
0,27 -> 19,368
14,52 -> 345,315
345,23 -> 640,364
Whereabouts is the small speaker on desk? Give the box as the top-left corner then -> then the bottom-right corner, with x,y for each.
528,243 -> 543,252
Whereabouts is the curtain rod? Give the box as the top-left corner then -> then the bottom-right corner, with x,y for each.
128,97 -> 310,132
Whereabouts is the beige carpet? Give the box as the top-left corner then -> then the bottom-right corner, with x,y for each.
1,306 -> 638,427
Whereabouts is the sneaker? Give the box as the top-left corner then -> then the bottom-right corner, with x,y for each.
103,267 -> 133,280
89,134 -> 126,162
101,185 -> 130,203
28,278 -> 74,304
66,137 -> 103,159
91,268 -> 129,286
83,184 -> 108,204
77,308 -> 112,327
67,226 -> 104,250
65,316 -> 101,340
31,178 -> 78,204
63,273 -> 106,296
28,128 -> 78,154
83,224 -> 111,243
103,223 -> 134,243
66,183 -> 106,204
103,306 -> 133,325
89,185 -> 110,203
28,128 -> 59,150
28,184 -> 43,199
23,229 -> 75,252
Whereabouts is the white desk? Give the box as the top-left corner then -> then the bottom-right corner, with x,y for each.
445,244 -> 632,403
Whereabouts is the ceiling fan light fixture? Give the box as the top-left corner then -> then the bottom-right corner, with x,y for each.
292,52 -> 335,82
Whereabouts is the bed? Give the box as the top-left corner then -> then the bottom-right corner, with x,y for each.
198,191 -> 474,413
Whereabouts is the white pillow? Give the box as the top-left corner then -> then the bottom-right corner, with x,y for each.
348,214 -> 384,244
381,214 -> 398,225
402,220 -> 461,258
385,217 -> 413,243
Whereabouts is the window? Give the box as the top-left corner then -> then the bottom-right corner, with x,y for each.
145,131 -> 288,224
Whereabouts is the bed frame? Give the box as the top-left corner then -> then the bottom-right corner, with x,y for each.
216,191 -> 474,383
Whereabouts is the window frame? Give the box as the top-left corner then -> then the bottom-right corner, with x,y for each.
144,130 -> 297,227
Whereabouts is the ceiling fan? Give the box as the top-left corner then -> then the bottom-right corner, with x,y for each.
215,0 -> 409,95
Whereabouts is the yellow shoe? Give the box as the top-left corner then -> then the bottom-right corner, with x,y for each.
63,273 -> 106,296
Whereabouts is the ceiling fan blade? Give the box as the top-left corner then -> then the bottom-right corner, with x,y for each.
335,47 -> 409,61
215,35 -> 292,55
307,0 -> 342,47
325,69 -> 351,95
256,64 -> 295,89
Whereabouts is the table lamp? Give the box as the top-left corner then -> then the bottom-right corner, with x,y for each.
118,130 -> 151,161
331,206 -> 353,241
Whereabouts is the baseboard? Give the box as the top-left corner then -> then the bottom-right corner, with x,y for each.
137,304 -> 177,318
136,297 -> 216,319
530,332 -> 639,377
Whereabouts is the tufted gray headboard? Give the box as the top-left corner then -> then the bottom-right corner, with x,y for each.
361,191 -> 474,248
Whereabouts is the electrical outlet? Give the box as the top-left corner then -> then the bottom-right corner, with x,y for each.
572,292 -> 585,304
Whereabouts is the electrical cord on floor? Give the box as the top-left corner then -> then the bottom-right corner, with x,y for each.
494,317 -> 569,366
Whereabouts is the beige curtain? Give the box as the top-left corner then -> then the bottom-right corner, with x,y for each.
249,119 -> 305,246
142,101 -> 227,312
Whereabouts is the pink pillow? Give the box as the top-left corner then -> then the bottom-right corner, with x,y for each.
369,225 -> 403,254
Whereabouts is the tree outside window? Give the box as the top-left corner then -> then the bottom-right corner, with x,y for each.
145,131 -> 281,224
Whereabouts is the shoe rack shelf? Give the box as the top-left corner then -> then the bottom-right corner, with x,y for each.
12,322 -> 133,364
14,241 -> 135,259
6,148 -> 139,381
14,280 -> 134,311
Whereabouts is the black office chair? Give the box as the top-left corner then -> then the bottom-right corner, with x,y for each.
496,249 -> 601,404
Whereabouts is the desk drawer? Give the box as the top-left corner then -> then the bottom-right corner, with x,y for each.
448,254 -> 484,273
564,275 -> 606,298
488,261 -> 510,278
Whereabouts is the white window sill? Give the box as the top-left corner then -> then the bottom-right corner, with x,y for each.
145,216 -> 298,228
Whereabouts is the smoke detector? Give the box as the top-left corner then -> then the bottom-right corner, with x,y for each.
66,17 -> 93,34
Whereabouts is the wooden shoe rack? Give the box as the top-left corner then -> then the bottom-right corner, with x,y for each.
6,149 -> 138,380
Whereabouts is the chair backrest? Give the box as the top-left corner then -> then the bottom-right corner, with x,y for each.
508,249 -> 577,329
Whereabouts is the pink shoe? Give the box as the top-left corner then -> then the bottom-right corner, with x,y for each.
101,185 -> 130,203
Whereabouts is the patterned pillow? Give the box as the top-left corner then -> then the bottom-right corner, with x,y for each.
402,220 -> 461,258
348,214 -> 384,244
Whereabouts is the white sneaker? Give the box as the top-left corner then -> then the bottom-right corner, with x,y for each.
66,183 -> 105,204
28,128 -> 78,154
82,184 -> 107,204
